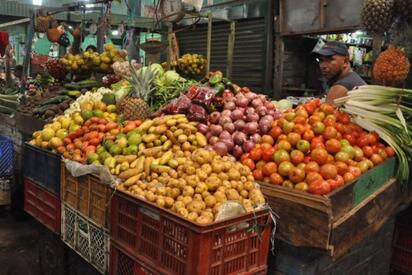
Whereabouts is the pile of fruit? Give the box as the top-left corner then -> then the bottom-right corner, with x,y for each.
240,100 -> 394,195
46,59 -> 67,80
59,44 -> 127,74
178,53 -> 207,77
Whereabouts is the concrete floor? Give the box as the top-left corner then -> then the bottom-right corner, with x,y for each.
0,208 -> 99,275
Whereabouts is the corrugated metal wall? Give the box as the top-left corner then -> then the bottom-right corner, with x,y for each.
178,18 -> 266,92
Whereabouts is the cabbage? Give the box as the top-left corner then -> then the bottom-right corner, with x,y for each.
150,63 -> 165,77
163,70 -> 184,85
273,99 -> 292,112
115,85 -> 133,102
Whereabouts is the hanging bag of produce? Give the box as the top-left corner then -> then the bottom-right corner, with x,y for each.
35,10 -> 54,33
47,20 -> 64,43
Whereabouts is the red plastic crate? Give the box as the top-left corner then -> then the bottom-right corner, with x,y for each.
111,243 -> 157,275
24,178 -> 61,234
110,190 -> 272,275
392,213 -> 412,274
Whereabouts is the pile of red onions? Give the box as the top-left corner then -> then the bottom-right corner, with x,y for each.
197,92 -> 280,158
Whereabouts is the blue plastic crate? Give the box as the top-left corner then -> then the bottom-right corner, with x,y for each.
0,135 -> 14,177
23,143 -> 61,195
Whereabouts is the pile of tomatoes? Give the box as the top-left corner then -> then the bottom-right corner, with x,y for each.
241,99 -> 395,195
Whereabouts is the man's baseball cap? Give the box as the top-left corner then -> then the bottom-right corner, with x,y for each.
312,41 -> 349,57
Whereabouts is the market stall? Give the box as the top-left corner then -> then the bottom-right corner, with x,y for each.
0,0 -> 411,274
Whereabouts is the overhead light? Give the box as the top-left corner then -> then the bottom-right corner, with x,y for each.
112,30 -> 119,36
33,0 -> 42,5
68,25 -> 73,29
86,3 -> 95,8
354,30 -> 364,35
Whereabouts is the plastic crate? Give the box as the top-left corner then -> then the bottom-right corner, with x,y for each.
392,210 -> 412,274
61,166 -> 111,228
110,243 -> 157,275
0,135 -> 14,177
23,143 -> 61,194
61,203 -> 109,274
110,191 -> 272,275
24,178 -> 61,234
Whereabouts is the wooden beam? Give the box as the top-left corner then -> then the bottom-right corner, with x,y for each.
226,21 -> 235,79
0,18 -> 30,29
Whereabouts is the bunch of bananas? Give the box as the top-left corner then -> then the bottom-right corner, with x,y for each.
178,53 -> 207,76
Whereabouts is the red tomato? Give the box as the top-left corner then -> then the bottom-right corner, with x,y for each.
311,148 -> 329,165
241,153 -> 250,162
250,148 -> 263,161
338,112 -> 350,124
327,179 -> 339,191
242,158 -> 255,170
344,134 -> 357,146
270,173 -> 284,185
303,130 -> 315,142
262,147 -> 275,162
308,180 -> 331,195
263,162 -> 278,177
253,169 -> 264,181
270,126 -> 283,139
385,147 -> 395,158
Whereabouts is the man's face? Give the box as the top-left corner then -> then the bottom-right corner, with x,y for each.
318,55 -> 347,80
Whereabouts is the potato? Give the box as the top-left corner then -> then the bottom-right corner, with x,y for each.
182,196 -> 193,206
175,151 -> 185,158
204,195 -> 217,208
214,191 -> 227,203
249,189 -> 265,205
216,186 -> 226,193
139,183 -> 148,190
183,186 -> 195,197
119,168 -> 140,180
222,162 -> 232,172
218,172 -> 229,181
242,199 -> 254,212
228,169 -> 241,181
247,175 -> 254,182
200,211 -> 214,221
230,180 -> 240,190
186,175 -> 199,187
156,196 -> 165,208
187,212 -> 199,221
149,187 -> 157,193
177,195 -> 184,201
164,197 -> 174,208
169,169 -> 178,179
177,179 -> 187,190
196,215 -> 213,225
171,188 -> 181,198
182,142 -> 191,151
145,191 -> 156,202
240,190 -> 249,199
226,189 -> 240,201
235,182 -> 244,193
177,134 -> 188,143
157,187 -> 167,196
177,208 -> 189,218
211,161 -> 223,173
174,201 -> 185,210
206,175 -> 221,191
201,191 -> 211,199
201,164 -> 212,175
197,170 -> 208,181
187,200 -> 206,213
195,182 -> 208,194
193,194 -> 203,201
204,208 -> 213,213
240,176 -> 248,183
244,181 -> 255,191
221,180 -> 231,190
177,170 -> 185,178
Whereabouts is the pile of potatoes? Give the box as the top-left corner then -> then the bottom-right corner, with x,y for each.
118,148 -> 266,224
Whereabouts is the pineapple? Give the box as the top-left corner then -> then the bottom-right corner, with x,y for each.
361,0 -> 395,34
117,65 -> 156,120
394,0 -> 412,18
373,46 -> 411,87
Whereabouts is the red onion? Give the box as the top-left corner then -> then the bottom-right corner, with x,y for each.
213,142 -> 228,156
197,123 -> 209,134
219,130 -> 232,140
259,94 -> 267,101
244,92 -> 257,100
251,98 -> 263,108
265,101 -> 275,110
245,107 -> 256,115
210,124 -> 223,136
221,138 -> 234,151
243,140 -> 256,153
205,145 -> 214,151
209,112 -> 221,124
224,101 -> 236,111
251,133 -> 261,144
227,155 -> 236,162
206,132 -> 213,140
221,109 -> 232,117
231,109 -> 243,121
246,112 -> 260,122
219,116 -> 232,125
245,122 -> 258,134
256,105 -> 267,116
259,119 -> 270,134
233,131 -> 247,145
268,109 -> 277,116
223,123 -> 235,133
209,136 -> 219,145
262,115 -> 274,123
232,145 -> 244,159
234,120 -> 246,131
236,96 -> 249,108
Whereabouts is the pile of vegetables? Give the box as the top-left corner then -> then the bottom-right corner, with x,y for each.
240,100 -> 395,195
197,91 -> 280,158
118,148 -> 265,224
335,85 -> 412,185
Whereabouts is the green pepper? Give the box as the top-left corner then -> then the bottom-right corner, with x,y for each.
209,75 -> 222,85
215,83 -> 225,94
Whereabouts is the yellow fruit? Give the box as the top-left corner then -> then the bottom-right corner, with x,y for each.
51,121 -> 62,131
67,53 -> 74,60
49,137 -> 63,149
107,104 -> 116,113
93,57 -> 101,66
41,128 -> 55,141
32,131 -> 41,139
56,129 -> 68,140
41,141 -> 49,149
73,115 -> 84,125
100,63 -> 110,72
101,55 -> 111,64
104,44 -> 114,51
35,135 -> 43,146
60,117 -> 72,129
80,102 -> 94,111
71,62 -> 79,71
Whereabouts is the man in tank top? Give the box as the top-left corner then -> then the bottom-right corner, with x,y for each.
313,41 -> 366,105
